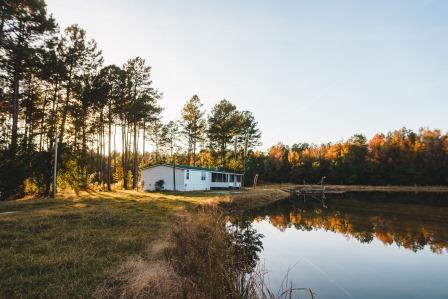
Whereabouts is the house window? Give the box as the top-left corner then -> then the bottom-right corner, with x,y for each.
229,174 -> 234,182
212,172 -> 224,182
186,170 -> 190,180
236,175 -> 242,182
201,171 -> 206,181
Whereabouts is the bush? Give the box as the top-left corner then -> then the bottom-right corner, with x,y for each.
155,179 -> 164,191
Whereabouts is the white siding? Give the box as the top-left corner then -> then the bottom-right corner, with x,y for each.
184,169 -> 211,191
141,165 -> 243,192
141,165 -> 185,191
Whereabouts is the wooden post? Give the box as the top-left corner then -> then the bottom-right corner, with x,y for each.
253,173 -> 259,189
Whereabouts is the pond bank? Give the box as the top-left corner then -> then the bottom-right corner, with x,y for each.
215,188 -> 291,211
259,183 -> 448,193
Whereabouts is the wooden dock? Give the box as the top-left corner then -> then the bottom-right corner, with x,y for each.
281,177 -> 346,204
296,187 -> 346,195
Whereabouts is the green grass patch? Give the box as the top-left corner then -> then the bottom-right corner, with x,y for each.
0,191 -> 199,298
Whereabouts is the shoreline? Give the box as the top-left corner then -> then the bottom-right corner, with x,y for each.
214,188 -> 290,211
257,184 -> 448,193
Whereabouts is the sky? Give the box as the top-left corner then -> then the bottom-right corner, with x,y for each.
45,0 -> 448,150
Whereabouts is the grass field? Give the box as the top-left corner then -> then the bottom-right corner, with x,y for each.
0,188 -> 289,298
0,190 -> 218,298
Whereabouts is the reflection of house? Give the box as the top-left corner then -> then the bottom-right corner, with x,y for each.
141,164 -> 243,191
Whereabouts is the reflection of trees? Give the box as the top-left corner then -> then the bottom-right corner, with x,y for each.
245,197 -> 448,254
228,218 -> 264,273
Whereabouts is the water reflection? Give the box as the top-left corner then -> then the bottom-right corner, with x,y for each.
228,219 -> 264,272
231,192 -> 448,299
242,192 -> 448,254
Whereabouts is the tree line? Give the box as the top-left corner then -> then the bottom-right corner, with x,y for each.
1,2 -> 446,200
249,128 -> 448,186
0,1 -> 261,199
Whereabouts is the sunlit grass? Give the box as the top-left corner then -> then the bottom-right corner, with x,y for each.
0,188 -> 290,298
0,190 -> 208,298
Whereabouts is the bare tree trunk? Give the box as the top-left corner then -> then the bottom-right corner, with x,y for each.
39,86 -> 49,151
243,135 -> 248,188
101,114 -> 105,186
10,72 -> 20,154
113,123 -> 116,179
155,133 -> 159,163
59,66 -> 73,144
193,138 -> 197,166
96,123 -> 100,185
107,105 -> 112,191
122,120 -> 128,189
132,121 -> 138,190
142,121 -> 146,165
221,142 -> 226,168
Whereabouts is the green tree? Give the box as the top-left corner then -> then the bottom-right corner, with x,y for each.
181,95 -> 206,166
123,57 -> 161,189
0,0 -> 56,155
207,99 -> 240,168
58,24 -> 92,145
238,110 -> 261,178
148,118 -> 168,164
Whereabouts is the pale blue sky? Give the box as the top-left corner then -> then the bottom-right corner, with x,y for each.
46,0 -> 448,149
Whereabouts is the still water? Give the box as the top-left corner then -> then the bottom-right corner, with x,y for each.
238,192 -> 448,299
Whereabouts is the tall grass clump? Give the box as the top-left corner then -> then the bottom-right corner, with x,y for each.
96,207 -> 314,299
166,208 -> 263,298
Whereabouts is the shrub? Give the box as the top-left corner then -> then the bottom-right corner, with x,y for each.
155,179 -> 164,191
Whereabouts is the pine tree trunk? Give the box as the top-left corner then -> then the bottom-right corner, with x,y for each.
193,139 -> 197,166
10,71 -> 20,155
133,121 -> 138,190
122,121 -> 128,189
39,86 -> 49,152
142,121 -> 146,165
107,103 -> 112,191
59,66 -> 73,144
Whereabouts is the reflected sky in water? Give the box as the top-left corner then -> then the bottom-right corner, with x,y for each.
243,193 -> 448,299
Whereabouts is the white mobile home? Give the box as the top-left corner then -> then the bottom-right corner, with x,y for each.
141,164 -> 243,191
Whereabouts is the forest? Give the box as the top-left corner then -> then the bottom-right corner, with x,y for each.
1,1 -> 447,200
0,0 -> 261,199
252,128 -> 448,186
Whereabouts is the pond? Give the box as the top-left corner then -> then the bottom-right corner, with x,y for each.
235,192 -> 448,299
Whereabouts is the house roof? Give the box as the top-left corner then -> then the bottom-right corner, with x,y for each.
142,163 -> 243,175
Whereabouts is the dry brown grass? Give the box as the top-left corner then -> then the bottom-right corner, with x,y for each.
96,207 -> 314,299
95,258 -> 186,299
95,207 -> 255,298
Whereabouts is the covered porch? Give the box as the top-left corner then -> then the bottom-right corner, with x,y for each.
210,171 -> 243,189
